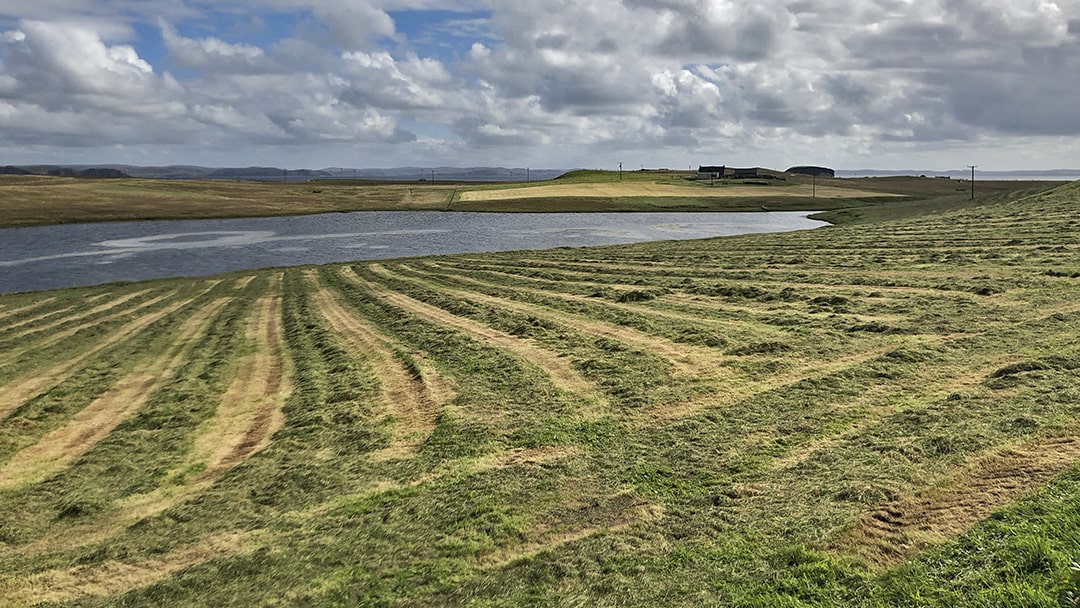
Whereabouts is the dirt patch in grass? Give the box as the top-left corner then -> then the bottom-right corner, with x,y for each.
835,433 -> 1080,567
0,298 -> 230,490
1,531 -> 256,605
308,276 -> 445,460
338,267 -> 605,408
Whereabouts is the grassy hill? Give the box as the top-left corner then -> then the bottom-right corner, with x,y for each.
0,183 -> 1077,605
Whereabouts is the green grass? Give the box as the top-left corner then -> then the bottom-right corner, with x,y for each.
0,181 -> 1078,606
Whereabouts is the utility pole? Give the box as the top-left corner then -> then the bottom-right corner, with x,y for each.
431,169 -> 435,184
619,162 -> 622,181
526,167 -> 530,183
812,173 -> 816,198
968,165 -> 977,200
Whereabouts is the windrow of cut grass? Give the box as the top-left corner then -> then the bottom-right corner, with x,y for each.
0,181 -> 1078,606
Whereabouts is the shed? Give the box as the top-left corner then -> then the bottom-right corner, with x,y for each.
697,165 -> 725,180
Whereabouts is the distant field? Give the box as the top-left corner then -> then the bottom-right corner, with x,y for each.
457,180 -> 897,201
0,175 -> 454,227
0,180 -> 1078,605
2,171 -> 1054,228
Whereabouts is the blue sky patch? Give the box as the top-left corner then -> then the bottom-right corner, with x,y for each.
391,9 -> 491,62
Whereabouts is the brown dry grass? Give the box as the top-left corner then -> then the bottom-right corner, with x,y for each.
768,355 -> 1021,472
0,297 -> 57,322
644,334 -> 973,425
339,267 -> 607,412
0,298 -> 230,490
1,531 -> 256,605
374,264 -> 722,377
0,294 -> 188,419
190,295 -> 291,475
307,271 -> 447,460
3,289 -> 152,346
0,292 -> 177,370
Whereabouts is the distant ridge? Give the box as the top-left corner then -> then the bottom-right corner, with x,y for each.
1,164 -> 569,182
4,165 -> 130,178
317,166 -> 567,182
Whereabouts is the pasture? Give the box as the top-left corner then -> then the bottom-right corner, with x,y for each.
2,171 -> 1053,227
0,180 -> 1078,606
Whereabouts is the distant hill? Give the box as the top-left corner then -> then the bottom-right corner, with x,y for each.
1,165 -> 568,182
6,165 -> 130,178
317,166 -> 567,182
49,167 -> 130,178
208,167 -> 333,179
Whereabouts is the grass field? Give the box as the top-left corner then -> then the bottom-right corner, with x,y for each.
0,179 -> 1078,606
456,181 -> 895,202
2,171 -> 1057,227
0,176 -> 455,227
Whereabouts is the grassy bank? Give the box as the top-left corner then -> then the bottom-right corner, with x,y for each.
0,181 -> 1077,605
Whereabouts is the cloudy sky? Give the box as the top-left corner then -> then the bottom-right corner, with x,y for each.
1,1 -> 1079,171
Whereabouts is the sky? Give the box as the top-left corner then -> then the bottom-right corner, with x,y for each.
1,1 -> 1079,171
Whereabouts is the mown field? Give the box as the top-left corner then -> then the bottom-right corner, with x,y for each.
0,181 -> 1078,606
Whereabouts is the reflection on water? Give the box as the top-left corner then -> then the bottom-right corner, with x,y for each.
0,211 -> 824,294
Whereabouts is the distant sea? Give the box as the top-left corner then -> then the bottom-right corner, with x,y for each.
836,170 -> 1079,181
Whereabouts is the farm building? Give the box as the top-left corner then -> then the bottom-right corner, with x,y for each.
697,165 -> 725,179
729,167 -> 759,179
696,166 -> 769,180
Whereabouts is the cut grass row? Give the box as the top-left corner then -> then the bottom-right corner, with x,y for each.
0,181 -> 1077,605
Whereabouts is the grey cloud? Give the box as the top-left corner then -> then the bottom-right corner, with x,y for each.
941,70 -> 1080,135
159,20 -> 278,74
822,74 -> 873,108
452,115 -> 535,147
534,32 -> 569,50
311,0 -> 396,50
655,12 -> 781,60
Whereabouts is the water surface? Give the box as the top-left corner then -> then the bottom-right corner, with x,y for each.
0,211 -> 824,294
